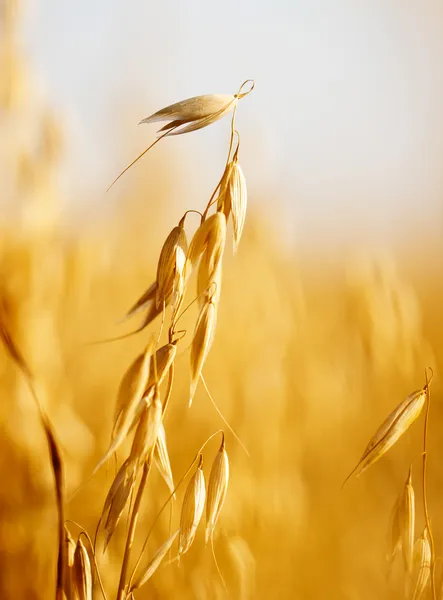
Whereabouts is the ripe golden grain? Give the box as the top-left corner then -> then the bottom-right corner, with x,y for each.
205,436 -> 229,543
412,528 -> 431,600
399,467 -> 415,574
179,461 -> 206,557
140,93 -> 237,136
155,223 -> 188,309
190,300 -> 217,406
72,538 -> 92,600
100,458 -> 137,550
154,422 -> 175,497
229,161 -> 247,253
345,389 -> 426,483
129,387 -> 162,467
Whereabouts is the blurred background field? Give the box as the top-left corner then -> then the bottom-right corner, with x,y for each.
1,1 -> 443,599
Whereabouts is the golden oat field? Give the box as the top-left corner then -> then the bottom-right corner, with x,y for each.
1,2 -> 443,599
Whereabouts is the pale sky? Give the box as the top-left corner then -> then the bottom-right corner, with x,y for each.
22,0 -> 443,250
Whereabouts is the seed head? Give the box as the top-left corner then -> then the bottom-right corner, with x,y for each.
412,528 -> 431,600
344,389 -> 426,483
73,538 -> 92,600
205,437 -> 230,543
179,461 -> 206,557
190,300 -> 217,406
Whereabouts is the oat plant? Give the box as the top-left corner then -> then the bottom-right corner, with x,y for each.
345,368 -> 436,599
62,79 -> 254,600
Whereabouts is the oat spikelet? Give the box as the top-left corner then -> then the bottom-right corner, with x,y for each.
186,212 -> 226,282
63,528 -> 76,599
113,342 -> 153,436
99,458 -> 137,551
73,538 -> 93,600
154,422 -> 175,497
140,93 -> 237,136
129,388 -> 163,467
205,436 -> 230,543
197,251 -> 222,308
179,460 -> 206,557
216,162 -> 235,219
388,467 -> 415,573
190,299 -> 217,406
344,389 -> 426,484
131,530 -> 179,591
412,528 -> 431,600
93,341 -> 154,475
130,343 -> 177,426
156,223 -> 188,309
400,467 -> 415,573
229,161 -> 247,253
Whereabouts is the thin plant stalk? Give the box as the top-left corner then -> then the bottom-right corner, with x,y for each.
422,367 -> 436,600
116,458 -> 152,600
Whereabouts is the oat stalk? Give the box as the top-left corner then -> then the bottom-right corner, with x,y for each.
422,367 -> 436,600
116,459 -> 152,600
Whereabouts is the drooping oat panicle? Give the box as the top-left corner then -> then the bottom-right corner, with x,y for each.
179,460 -> 206,557
205,436 -> 230,543
229,161 -> 247,253
140,93 -> 237,136
190,299 -> 217,406
129,388 -> 163,467
99,458 -> 137,551
73,538 -> 93,600
154,422 -> 175,497
412,529 -> 431,600
131,529 -> 179,591
156,223 -> 188,309
344,389 -> 426,484
400,467 -> 415,573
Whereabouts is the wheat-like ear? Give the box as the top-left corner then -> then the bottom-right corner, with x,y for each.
344,389 -> 426,485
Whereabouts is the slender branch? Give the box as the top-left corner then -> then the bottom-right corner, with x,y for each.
422,368 -> 436,600
116,458 -> 152,600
